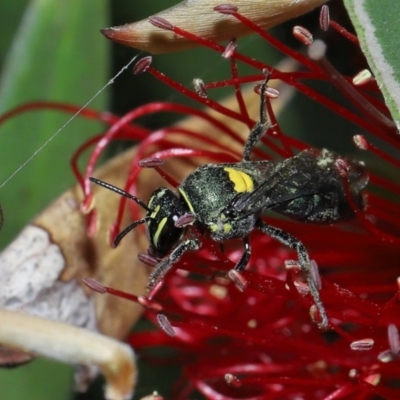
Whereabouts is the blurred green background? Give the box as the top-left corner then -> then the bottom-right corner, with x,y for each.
0,1 -> 363,399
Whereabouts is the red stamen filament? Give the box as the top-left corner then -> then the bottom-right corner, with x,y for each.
329,20 -> 359,45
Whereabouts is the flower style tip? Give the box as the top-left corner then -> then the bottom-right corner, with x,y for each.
100,0 -> 327,54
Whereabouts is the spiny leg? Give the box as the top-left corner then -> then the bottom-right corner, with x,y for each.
147,238 -> 201,292
256,220 -> 328,329
233,236 -> 251,272
227,237 -> 251,291
242,76 -> 271,161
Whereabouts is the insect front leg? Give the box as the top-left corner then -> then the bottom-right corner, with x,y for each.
256,220 -> 328,329
234,236 -> 251,272
243,77 -> 271,161
147,238 -> 201,292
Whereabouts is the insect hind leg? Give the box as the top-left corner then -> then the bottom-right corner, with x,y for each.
243,76 -> 271,161
256,220 -> 328,329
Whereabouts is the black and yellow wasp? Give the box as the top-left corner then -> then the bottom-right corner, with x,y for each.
90,80 -> 368,329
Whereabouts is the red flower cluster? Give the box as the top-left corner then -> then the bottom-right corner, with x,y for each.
76,4 -> 400,399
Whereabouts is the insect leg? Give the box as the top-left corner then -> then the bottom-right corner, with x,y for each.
147,238 -> 201,291
256,220 -> 328,329
243,77 -> 270,161
234,236 -> 251,272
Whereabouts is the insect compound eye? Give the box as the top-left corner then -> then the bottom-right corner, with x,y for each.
152,214 -> 184,257
146,188 -> 188,258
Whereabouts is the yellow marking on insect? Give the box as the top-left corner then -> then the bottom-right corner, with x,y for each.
178,188 -> 195,213
149,205 -> 160,220
148,195 -> 156,210
210,224 -> 218,232
223,223 -> 232,233
224,168 -> 254,193
153,217 -> 167,248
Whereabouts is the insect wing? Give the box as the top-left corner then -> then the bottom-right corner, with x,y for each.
232,161 -> 317,215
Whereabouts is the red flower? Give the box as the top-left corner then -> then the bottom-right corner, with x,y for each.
79,4 -> 400,399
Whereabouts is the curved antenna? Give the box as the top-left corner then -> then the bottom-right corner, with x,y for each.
113,218 -> 147,247
89,177 -> 151,211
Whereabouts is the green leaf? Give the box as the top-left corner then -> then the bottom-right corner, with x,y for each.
0,0 -> 29,68
343,0 -> 400,127
0,0 -> 109,399
0,359 -> 73,400
0,0 -> 109,246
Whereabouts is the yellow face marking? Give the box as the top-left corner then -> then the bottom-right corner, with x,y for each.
150,204 -> 160,220
153,217 -> 167,248
148,195 -> 155,210
224,167 -> 254,193
178,188 -> 195,213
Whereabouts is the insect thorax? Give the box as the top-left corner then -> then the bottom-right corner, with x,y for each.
179,164 -> 260,241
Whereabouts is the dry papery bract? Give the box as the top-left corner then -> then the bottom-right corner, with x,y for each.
101,0 -> 327,53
